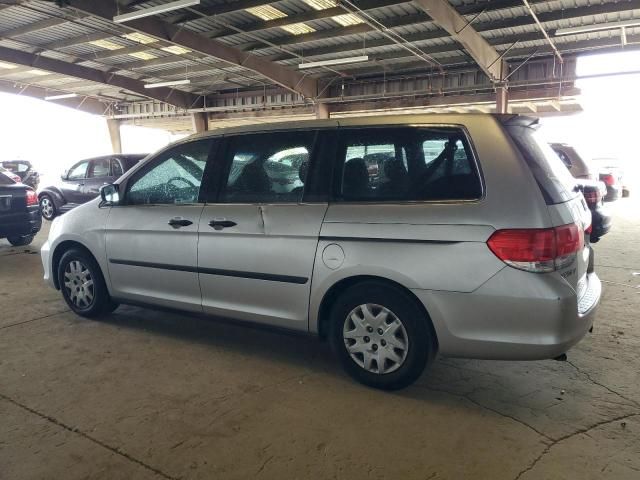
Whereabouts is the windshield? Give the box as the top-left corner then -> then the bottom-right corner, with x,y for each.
506,125 -> 577,204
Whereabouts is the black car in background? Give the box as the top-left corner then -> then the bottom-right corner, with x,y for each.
0,160 -> 40,190
575,179 -> 611,243
38,154 -> 147,220
0,171 -> 41,246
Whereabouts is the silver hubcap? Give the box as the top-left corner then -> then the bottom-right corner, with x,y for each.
63,260 -> 94,308
343,303 -> 409,374
41,198 -> 53,218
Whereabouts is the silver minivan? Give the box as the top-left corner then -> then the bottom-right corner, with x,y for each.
42,114 -> 601,389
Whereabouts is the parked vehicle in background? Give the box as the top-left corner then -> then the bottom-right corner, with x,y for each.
38,154 -> 147,220
550,143 -> 592,180
550,144 -> 626,202
574,179 -> 611,243
0,160 -> 40,189
0,172 -> 41,246
591,158 -> 628,200
0,166 -> 22,184
42,114 -> 600,390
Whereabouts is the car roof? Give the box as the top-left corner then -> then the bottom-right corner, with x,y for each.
185,113 -> 510,142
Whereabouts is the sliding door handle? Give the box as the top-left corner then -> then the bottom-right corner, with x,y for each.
168,217 -> 193,228
209,219 -> 237,230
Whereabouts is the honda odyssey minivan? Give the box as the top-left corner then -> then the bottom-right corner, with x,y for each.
42,114 -> 601,389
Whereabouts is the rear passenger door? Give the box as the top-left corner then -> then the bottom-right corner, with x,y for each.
197,130 -> 331,331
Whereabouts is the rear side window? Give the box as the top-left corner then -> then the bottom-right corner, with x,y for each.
335,127 -> 481,201
506,125 -> 577,204
219,131 -> 316,203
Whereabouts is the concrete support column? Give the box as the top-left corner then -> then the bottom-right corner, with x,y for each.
191,112 -> 209,133
495,86 -> 509,114
315,103 -> 330,119
106,118 -> 122,154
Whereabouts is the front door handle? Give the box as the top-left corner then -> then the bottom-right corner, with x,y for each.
209,219 -> 237,230
168,217 -> 193,229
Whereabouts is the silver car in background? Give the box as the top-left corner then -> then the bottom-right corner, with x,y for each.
42,114 -> 601,389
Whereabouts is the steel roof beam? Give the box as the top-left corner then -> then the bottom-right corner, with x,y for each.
0,79 -> 108,115
65,0 -> 318,99
0,46 -> 198,109
410,0 -> 505,81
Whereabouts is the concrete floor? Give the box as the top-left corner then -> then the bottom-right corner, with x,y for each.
1,201 -> 639,480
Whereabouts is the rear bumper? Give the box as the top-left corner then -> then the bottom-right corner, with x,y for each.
0,209 -> 41,238
590,207 -> 612,240
413,268 -> 601,360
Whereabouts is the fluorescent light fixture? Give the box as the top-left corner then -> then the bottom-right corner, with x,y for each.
281,23 -> 316,35
122,32 -> 156,44
556,19 -> 640,36
299,55 -> 369,69
89,39 -> 124,50
114,0 -> 201,23
0,61 -> 17,69
161,45 -> 191,55
144,79 -> 191,89
129,51 -> 158,61
45,93 -> 78,101
245,5 -> 287,20
332,13 -> 364,26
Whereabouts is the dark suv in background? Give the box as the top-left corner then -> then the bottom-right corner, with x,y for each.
38,154 -> 146,220
0,160 -> 40,190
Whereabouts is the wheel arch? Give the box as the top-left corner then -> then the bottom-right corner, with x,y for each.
51,240 -> 98,290
38,187 -> 65,207
316,275 -> 439,351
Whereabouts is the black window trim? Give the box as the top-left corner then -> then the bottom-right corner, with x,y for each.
119,138 -> 219,207
328,123 -> 485,205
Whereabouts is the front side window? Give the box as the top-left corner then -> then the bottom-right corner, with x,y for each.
88,158 -> 111,178
127,141 -> 211,205
67,161 -> 89,180
336,127 -> 481,202
220,131 -> 316,203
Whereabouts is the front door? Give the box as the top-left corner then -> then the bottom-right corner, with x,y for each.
62,159 -> 90,205
83,157 -> 112,202
197,130 -> 328,331
105,139 -> 215,312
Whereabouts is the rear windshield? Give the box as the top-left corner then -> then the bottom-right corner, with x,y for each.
0,173 -> 13,185
506,125 -> 577,204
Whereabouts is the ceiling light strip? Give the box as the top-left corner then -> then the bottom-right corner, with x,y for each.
299,55 -> 369,69
114,0 -> 201,23
45,93 -> 78,101
144,79 -> 191,89
555,19 -> 640,36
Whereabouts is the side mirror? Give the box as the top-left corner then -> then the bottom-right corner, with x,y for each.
100,184 -> 120,206
60,171 -> 68,180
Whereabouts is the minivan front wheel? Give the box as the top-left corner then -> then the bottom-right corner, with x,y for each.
58,248 -> 118,318
329,281 -> 435,390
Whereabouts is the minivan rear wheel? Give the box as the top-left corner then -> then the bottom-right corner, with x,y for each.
329,281 -> 435,390
58,248 -> 118,318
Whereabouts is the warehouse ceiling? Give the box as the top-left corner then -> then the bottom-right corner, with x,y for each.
0,0 -> 638,130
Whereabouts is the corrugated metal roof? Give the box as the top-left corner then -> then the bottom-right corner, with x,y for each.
0,0 -> 638,111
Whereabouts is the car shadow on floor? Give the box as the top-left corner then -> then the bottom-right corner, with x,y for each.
101,304 -> 527,400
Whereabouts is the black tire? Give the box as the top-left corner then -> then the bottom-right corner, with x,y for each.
7,235 -> 35,246
329,281 -> 436,390
39,194 -> 57,220
57,248 -> 117,318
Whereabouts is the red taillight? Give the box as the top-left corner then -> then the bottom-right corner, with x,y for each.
487,224 -> 583,273
26,189 -> 38,206
601,174 -> 615,186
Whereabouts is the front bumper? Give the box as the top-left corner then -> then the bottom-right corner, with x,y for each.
412,267 -> 601,360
